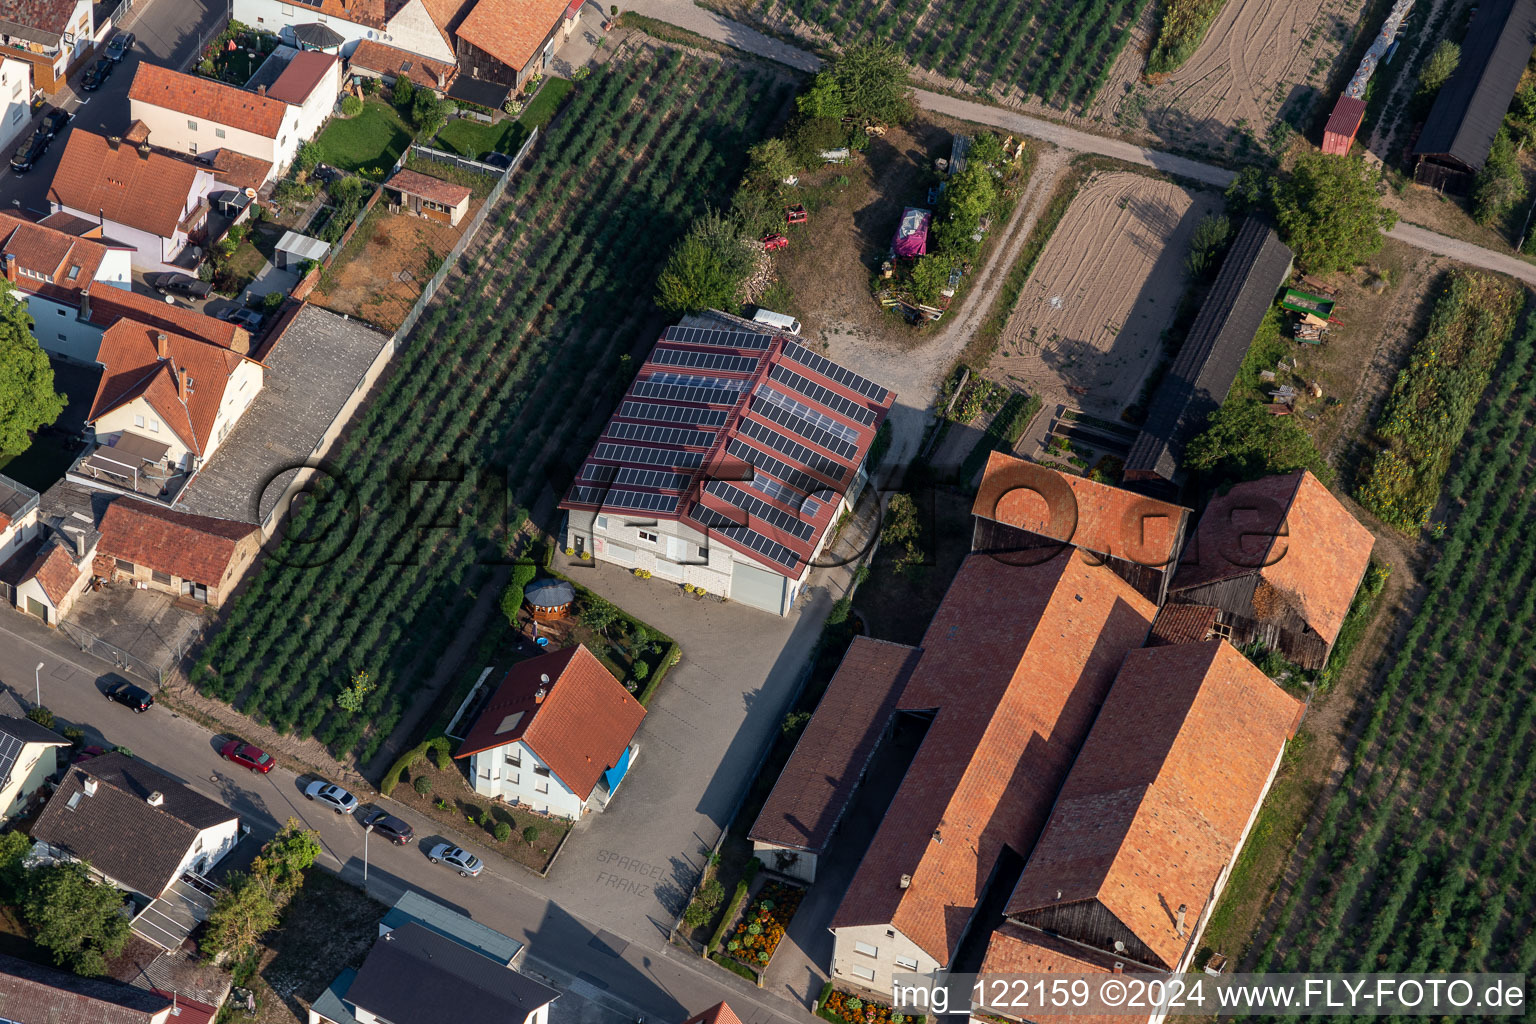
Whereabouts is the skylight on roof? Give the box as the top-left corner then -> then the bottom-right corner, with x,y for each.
496,712 -> 525,734
67,265 -> 80,280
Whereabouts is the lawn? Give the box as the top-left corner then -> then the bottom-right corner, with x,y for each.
312,100 -> 414,176
432,79 -> 573,160
215,240 -> 267,298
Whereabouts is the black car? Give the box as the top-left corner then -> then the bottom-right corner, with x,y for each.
105,681 -> 154,713
363,810 -> 415,845
35,106 -> 70,137
9,133 -> 49,173
81,57 -> 112,91
104,31 -> 135,62
150,272 -> 213,299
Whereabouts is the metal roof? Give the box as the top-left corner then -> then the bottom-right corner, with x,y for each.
1413,0 -> 1536,170
275,230 -> 331,262
380,890 -> 524,966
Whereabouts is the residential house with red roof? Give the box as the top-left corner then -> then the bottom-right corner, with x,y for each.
95,498 -> 260,607
265,50 -> 343,145
827,553 -> 1157,995
1164,470 -> 1374,669
85,318 -> 265,473
346,38 -> 457,93
1,208 -> 134,361
454,644 -> 645,818
0,478 -> 97,626
971,451 -> 1191,605
385,166 -> 472,225
680,1003 -> 743,1024
232,0 -> 459,63
0,58 -> 34,156
561,321 -> 895,616
46,130 -> 219,273
454,0 -> 581,95
980,640 -> 1303,1008
0,0 -> 93,94
0,952 -> 177,1023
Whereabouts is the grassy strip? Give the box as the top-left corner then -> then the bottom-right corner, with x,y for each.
706,860 -> 759,954
711,952 -> 759,982
521,77 -> 574,131
958,392 -> 1042,484
1316,561 -> 1391,695
1147,0 -> 1230,74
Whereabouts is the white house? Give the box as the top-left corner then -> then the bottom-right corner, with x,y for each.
0,57 -> 33,155
265,49 -> 342,146
0,473 -> 40,570
46,130 -> 218,273
0,0 -> 93,94
30,752 -> 242,901
0,519 -> 94,626
1,209 -> 134,358
0,692 -> 70,822
454,644 -> 644,819
231,0 -> 459,63
127,63 -> 299,184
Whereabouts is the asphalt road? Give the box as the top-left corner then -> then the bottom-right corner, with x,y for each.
0,0 -> 227,215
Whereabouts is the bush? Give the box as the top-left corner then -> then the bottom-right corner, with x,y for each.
494,821 -> 512,842
62,727 -> 84,744
631,660 -> 649,683
262,291 -> 285,313
413,775 -> 432,795
655,209 -> 754,315
1418,40 -> 1459,95
522,825 -> 540,845
429,735 -> 453,770
25,707 -> 53,730
341,94 -> 363,117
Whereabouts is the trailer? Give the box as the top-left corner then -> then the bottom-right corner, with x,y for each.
892,207 -> 932,258
1279,288 -> 1337,318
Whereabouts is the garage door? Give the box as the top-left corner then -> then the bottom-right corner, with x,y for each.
730,559 -> 786,615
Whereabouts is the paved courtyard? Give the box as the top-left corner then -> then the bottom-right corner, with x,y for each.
65,584 -> 207,684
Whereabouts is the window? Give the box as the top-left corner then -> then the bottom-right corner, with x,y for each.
850,965 -> 876,982
637,530 -> 658,543
595,515 -> 608,530
56,308 -> 65,316
114,558 -> 134,573
189,141 -> 197,154
505,750 -> 521,767
148,419 -> 159,433
506,772 -> 519,785
215,127 -> 225,138
151,570 -> 172,585
56,333 -> 64,341
533,765 -> 550,777
8,109 -> 18,124
894,955 -> 919,970
853,941 -> 879,958
534,779 -> 549,794
698,545 -> 708,558
1212,620 -> 1232,639
187,119 -> 197,130
134,414 -> 145,428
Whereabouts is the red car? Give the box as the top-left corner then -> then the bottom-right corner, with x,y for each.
761,233 -> 789,251
221,740 -> 275,773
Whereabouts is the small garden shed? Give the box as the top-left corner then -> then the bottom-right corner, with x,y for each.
525,579 -> 575,621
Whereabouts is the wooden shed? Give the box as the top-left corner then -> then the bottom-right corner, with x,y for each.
384,168 -> 472,227
524,579 -> 575,621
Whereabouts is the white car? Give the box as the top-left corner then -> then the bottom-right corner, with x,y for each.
304,780 -> 358,815
426,843 -> 484,877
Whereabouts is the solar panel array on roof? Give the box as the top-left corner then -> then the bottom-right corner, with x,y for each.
663,326 -> 774,350
615,467 -> 692,491
604,422 -> 718,448
769,365 -> 879,425
749,473 -> 811,511
736,418 -> 849,483
704,481 -> 816,540
631,381 -> 743,406
650,348 -> 761,374
727,439 -> 834,499
646,372 -> 751,391
691,504 -> 801,571
617,402 -> 730,427
751,394 -> 861,459
567,486 -> 681,514
781,341 -> 891,403
0,732 -> 22,789
592,443 -> 705,468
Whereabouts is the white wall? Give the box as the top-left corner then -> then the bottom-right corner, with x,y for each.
469,739 -> 584,819
0,59 -> 33,156
831,924 -> 941,996
574,510 -> 734,596
752,841 -> 818,884
95,249 -> 132,288
17,292 -> 101,362
377,0 -> 455,63
52,167 -> 216,272
286,59 -> 340,148
174,817 -> 240,881
128,97 -> 301,179
0,503 -> 38,566
0,743 -> 63,820
231,0 -> 453,61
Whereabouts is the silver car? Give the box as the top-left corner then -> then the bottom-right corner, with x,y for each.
304,780 -> 358,814
426,843 -> 483,877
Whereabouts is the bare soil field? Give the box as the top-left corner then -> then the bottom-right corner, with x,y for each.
309,205 -> 475,332
984,170 -> 1220,419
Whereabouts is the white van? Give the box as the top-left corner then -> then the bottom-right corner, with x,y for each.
753,308 -> 801,335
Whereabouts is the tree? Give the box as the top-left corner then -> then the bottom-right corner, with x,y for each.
795,74 -> 848,121
413,774 -> 432,795
906,255 -> 953,305
335,669 -> 374,713
25,706 -> 53,730
293,139 -> 321,175
655,210 -> 754,315
1184,213 -> 1232,278
1472,130 -> 1526,225
410,89 -> 447,137
578,593 -> 622,637
0,831 -> 32,903
1418,40 -> 1460,95
823,42 -> 914,126
0,282 -> 65,462
392,77 -> 416,113
522,825 -> 540,845
1224,165 -> 1272,219
499,560 -> 540,625
22,861 -> 130,976
341,94 -> 363,117
494,821 -> 512,842
1272,152 -> 1396,273
202,870 -> 279,960
744,138 -> 796,190
1185,400 -> 1332,485
258,817 -> 321,890
881,493 -> 924,572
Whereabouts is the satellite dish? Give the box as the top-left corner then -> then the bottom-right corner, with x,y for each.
244,186 -> 257,199
1114,941 -> 1126,953
163,294 -> 175,304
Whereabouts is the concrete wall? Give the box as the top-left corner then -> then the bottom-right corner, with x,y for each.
0,58 -> 33,156
831,923 -> 941,995
468,739 -> 584,819
0,743 -> 63,820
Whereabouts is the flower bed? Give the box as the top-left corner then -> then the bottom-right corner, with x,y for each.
724,881 -> 803,969
821,990 -> 915,1024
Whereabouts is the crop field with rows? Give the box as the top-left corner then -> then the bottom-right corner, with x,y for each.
1249,307 -> 1536,987
192,50 -> 792,762
758,0 -> 1146,107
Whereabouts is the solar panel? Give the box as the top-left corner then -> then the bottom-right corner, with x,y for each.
769,365 -> 879,425
579,463 -> 619,484
617,402 -> 730,427
0,732 -> 20,789
615,467 -> 692,491
780,341 -> 891,403
567,485 -> 680,514
704,481 -> 815,541
592,443 -> 705,468
630,380 -> 743,406
604,422 -> 718,448
650,347 -> 761,373
662,326 -> 773,350
736,418 -> 850,483
755,386 -> 862,445
725,439 -> 835,500
748,473 -> 808,510
645,372 -> 751,391
749,396 -> 861,461
690,505 -> 801,571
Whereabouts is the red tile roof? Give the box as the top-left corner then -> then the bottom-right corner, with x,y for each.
347,39 -> 458,90
386,167 -> 472,207
1003,641 -> 1303,969
454,645 -> 645,800
150,989 -> 217,1024
680,1003 -> 743,1024
266,50 -> 339,105
749,637 -> 919,853
973,451 -> 1189,569
980,925 -> 1153,1024
457,0 -> 573,72
830,553 -> 1157,966
1171,471 -> 1374,645
0,0 -> 80,35
0,211 -> 109,290
420,0 -> 478,44
30,541 -> 82,606
1148,603 -> 1219,646
87,284 -> 243,350
98,498 -> 258,585
210,149 -> 274,192
128,63 -> 289,138
36,210 -> 104,237
88,318 -> 255,457
47,131 -> 206,239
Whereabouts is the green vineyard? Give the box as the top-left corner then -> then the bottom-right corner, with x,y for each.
760,0 -> 1147,106
192,50 -> 792,762
1251,303 -> 1536,985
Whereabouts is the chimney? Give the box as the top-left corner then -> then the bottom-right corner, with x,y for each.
156,332 -> 169,360
72,528 -> 85,559
898,874 -> 911,889
76,288 -> 90,322
83,777 -> 98,797
534,687 -> 547,704
107,135 -> 122,149
256,84 -> 265,96
2,252 -> 14,283
176,367 -> 190,402
138,141 -> 152,159
1176,904 -> 1188,938
147,791 -> 164,807
1112,963 -> 1124,974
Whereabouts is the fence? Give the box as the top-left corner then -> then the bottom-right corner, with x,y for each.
59,617 -> 197,687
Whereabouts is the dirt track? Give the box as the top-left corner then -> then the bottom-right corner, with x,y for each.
986,171 -> 1219,419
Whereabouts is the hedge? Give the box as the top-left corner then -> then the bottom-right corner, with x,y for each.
705,857 -> 760,954
380,734 -> 454,795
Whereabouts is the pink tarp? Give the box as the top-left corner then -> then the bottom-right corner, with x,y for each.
892,207 -> 931,258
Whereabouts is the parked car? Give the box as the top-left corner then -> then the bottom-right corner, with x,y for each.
35,106 -> 69,137
220,740 -> 275,773
9,133 -> 48,173
150,272 -> 213,299
105,681 -> 154,713
305,780 -> 358,814
362,810 -> 414,845
217,307 -> 265,331
104,31 -> 135,62
426,843 -> 483,877
80,57 -> 112,91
